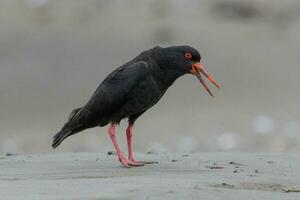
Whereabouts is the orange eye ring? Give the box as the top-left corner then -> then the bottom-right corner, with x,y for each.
185,52 -> 192,59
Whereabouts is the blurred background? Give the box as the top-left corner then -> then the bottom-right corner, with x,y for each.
1,0 -> 300,154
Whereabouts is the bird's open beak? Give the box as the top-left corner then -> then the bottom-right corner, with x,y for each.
191,63 -> 220,98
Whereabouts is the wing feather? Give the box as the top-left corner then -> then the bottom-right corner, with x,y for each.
76,61 -> 150,126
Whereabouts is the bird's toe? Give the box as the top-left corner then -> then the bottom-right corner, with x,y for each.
128,160 -> 145,167
129,158 -> 155,165
138,161 -> 155,164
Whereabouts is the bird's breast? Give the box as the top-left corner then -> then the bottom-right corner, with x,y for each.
121,75 -> 166,115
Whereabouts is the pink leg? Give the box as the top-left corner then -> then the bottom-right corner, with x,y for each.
108,123 -> 143,167
126,123 -> 154,164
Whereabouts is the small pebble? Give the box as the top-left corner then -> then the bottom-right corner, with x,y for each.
283,187 -> 300,193
221,183 -> 235,188
233,169 -> 243,173
193,185 -> 201,190
229,161 -> 243,166
206,165 -> 224,169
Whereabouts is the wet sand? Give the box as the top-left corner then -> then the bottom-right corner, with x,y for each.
0,152 -> 300,200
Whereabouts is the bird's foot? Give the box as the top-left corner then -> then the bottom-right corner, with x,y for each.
129,158 -> 155,165
127,159 -> 145,167
119,157 -> 144,168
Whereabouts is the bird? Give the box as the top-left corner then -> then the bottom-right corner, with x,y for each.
52,45 -> 220,167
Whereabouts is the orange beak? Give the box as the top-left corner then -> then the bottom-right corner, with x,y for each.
191,63 -> 220,98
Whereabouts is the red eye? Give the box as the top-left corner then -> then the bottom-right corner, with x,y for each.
185,52 -> 192,59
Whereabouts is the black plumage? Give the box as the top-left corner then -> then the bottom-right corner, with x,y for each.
52,45 -> 220,167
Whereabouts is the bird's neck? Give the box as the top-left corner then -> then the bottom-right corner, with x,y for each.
140,47 -> 185,89
150,60 -> 184,88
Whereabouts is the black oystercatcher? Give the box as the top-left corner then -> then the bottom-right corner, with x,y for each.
52,46 -> 220,167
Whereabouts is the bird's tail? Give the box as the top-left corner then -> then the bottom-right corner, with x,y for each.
52,129 -> 71,149
52,126 -> 84,149
52,107 -> 83,149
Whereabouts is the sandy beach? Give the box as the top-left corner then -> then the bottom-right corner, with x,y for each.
0,152 -> 300,200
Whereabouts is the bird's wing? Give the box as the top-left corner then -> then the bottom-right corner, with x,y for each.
79,61 -> 151,125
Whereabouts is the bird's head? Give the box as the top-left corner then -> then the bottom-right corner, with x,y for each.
158,45 -> 220,97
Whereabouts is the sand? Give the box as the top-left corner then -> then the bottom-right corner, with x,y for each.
0,152 -> 300,200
